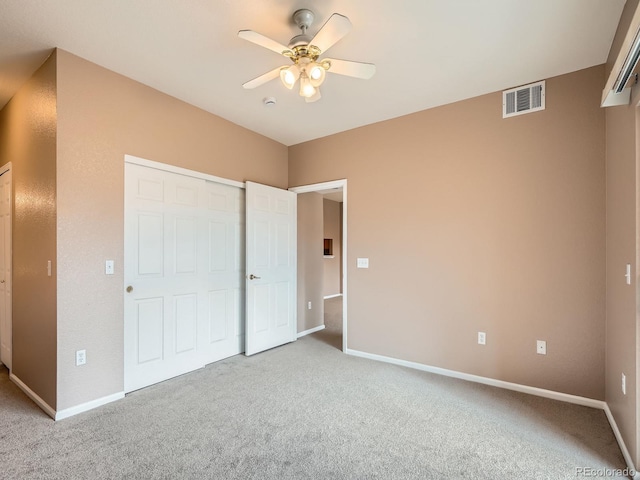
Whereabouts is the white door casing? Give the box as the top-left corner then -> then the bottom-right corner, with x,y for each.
124,162 -> 244,392
245,181 -> 297,356
0,164 -> 11,369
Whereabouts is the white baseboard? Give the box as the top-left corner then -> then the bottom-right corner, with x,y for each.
346,348 -> 640,476
10,373 -> 56,419
297,324 -> 325,338
323,294 -> 342,299
603,404 -> 639,479
345,349 -> 605,409
55,392 -> 125,421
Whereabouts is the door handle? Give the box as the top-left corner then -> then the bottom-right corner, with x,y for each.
0,280 -> 4,284
126,285 -> 133,293
248,274 -> 261,280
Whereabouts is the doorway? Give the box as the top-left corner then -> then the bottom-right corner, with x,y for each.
289,180 -> 347,352
0,163 -> 12,370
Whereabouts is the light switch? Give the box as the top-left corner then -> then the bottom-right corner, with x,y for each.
47,260 -> 52,277
626,264 -> 631,285
357,258 -> 369,268
105,260 -> 115,275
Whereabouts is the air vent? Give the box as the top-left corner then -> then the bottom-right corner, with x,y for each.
503,80 -> 545,118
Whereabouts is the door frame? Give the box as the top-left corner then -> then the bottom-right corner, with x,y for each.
289,180 -> 347,352
0,162 -> 12,370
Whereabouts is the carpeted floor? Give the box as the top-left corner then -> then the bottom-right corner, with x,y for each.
0,303 -> 629,479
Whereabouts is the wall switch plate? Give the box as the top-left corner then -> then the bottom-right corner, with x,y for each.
76,349 -> 86,366
622,373 -> 626,395
626,264 -> 632,285
357,258 -> 369,268
537,340 -> 547,355
308,301 -> 312,310
477,332 -> 486,345
47,260 -> 52,277
105,260 -> 115,275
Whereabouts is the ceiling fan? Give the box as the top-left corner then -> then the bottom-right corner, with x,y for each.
238,9 -> 376,103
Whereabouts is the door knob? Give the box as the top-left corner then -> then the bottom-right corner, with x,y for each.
248,274 -> 261,280
126,285 -> 133,293
0,280 -> 4,284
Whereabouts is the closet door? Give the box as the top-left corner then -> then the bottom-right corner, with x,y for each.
124,163 -> 206,392
245,181 -> 297,356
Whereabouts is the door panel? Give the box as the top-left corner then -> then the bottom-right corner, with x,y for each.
136,297 -> 164,364
245,181 -> 296,356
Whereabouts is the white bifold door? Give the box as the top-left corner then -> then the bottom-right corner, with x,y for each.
124,163 -> 296,393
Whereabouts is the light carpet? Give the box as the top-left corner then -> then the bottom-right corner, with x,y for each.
0,309 -> 628,479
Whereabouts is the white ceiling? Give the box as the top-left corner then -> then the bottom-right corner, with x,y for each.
0,0 -> 626,146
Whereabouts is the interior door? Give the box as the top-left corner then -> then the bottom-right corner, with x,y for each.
124,163 -> 206,392
245,181 -> 297,356
0,166 -> 11,369
201,180 -> 245,364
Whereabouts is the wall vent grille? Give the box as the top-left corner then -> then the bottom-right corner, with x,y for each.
503,80 -> 545,118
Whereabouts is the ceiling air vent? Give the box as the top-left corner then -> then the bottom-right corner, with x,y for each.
503,80 -> 545,118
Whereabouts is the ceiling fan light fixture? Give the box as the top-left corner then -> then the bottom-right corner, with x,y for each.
307,62 -> 326,87
280,65 -> 299,89
299,74 -> 317,98
305,88 -> 322,103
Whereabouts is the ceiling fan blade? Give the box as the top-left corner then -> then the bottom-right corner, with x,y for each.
309,13 -> 352,54
324,59 -> 376,79
238,30 -> 293,57
242,66 -> 284,89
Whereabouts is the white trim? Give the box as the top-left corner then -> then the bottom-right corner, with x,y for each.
324,293 -> 342,299
603,404 -> 639,478
290,180 -> 348,353
289,180 -> 345,193
297,325 -> 325,338
55,392 -> 125,421
345,349 -> 605,409
10,373 -> 56,419
124,154 -> 245,189
0,161 -> 11,176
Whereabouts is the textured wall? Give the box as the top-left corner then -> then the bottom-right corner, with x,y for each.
323,199 -> 342,297
55,49 -> 288,410
0,52 -> 57,409
297,192 -> 324,333
290,65 -> 606,400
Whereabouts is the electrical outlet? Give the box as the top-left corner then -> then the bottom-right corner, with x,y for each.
76,349 -> 86,366
308,301 -> 312,310
536,340 -> 546,355
477,332 -> 486,345
622,373 -> 626,395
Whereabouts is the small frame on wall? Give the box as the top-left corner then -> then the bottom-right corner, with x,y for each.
324,238 -> 333,257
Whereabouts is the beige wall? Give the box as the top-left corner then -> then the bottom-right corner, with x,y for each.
297,192 -> 324,333
55,49 -> 288,410
290,65 -> 606,400
0,52 -> 58,409
323,198 -> 342,297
